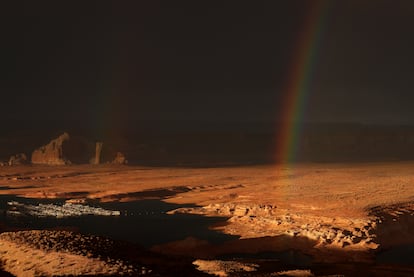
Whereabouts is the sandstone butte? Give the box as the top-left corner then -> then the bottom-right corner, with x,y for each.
27,133 -> 126,166
31,132 -> 70,165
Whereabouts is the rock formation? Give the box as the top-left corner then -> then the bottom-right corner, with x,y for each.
90,142 -> 103,165
31,133 -> 71,165
8,153 -> 28,166
112,152 -> 127,165
7,201 -> 120,218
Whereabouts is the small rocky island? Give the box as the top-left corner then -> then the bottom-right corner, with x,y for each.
7,201 -> 121,218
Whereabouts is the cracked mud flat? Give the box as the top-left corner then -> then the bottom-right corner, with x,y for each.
1,162 -> 414,275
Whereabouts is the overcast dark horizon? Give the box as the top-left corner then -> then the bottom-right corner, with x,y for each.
2,1 -> 414,136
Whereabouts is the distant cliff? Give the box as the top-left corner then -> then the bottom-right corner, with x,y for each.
2,123 -> 414,166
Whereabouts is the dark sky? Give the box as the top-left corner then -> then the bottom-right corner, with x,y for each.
2,1 -> 414,133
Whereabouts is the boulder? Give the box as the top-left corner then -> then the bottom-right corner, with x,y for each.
112,152 -> 127,165
8,153 -> 28,166
31,133 -> 71,165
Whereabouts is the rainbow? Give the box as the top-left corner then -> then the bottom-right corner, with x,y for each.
276,0 -> 330,164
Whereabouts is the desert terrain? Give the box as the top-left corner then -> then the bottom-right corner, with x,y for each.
0,162 -> 414,275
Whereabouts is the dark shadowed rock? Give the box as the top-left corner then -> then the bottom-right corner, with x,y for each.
31,133 -> 71,165
62,135 -> 95,164
8,153 -> 28,166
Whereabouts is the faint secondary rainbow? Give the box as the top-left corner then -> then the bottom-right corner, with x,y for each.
276,0 -> 330,164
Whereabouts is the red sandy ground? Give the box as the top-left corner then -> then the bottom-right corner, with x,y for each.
1,162 -> 414,275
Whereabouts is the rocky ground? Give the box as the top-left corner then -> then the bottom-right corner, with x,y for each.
0,230 -> 141,276
0,230 -> 208,277
1,162 -> 414,275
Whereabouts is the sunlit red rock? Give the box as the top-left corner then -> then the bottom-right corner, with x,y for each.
112,151 -> 127,165
8,153 -> 28,166
31,133 -> 71,165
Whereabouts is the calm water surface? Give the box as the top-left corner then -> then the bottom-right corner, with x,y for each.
0,195 -> 236,247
